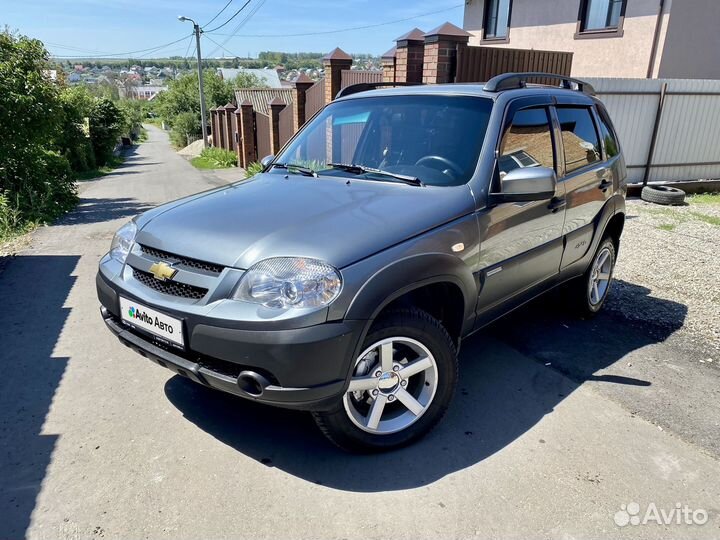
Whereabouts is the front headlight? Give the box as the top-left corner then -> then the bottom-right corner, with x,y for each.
109,220 -> 137,264
232,257 -> 342,309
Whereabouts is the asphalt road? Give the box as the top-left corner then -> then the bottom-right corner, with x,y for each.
1,126 -> 718,540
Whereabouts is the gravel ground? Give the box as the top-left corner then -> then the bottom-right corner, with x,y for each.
609,196 -> 720,351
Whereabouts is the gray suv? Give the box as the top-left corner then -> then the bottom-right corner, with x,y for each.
97,73 -> 626,452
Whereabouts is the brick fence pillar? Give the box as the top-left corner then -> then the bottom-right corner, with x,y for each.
208,107 -> 218,146
323,47 -> 353,102
238,100 -> 256,168
292,73 -> 314,131
223,102 -> 236,152
381,46 -> 397,83
395,28 -> 425,83
268,97 -> 285,155
422,22 -> 470,84
215,105 -> 226,150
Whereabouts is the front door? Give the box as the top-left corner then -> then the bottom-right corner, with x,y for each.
476,100 -> 566,312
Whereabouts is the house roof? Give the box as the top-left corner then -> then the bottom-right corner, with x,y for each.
218,68 -> 283,88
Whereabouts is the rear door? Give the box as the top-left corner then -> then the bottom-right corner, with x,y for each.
476,97 -> 566,311
553,102 -> 613,268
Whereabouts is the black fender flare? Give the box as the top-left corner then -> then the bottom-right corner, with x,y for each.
345,253 -> 477,325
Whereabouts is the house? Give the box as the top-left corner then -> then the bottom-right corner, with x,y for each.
463,0 -> 720,78
217,68 -> 283,88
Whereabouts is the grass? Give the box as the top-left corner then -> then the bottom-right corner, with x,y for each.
75,155 -> 125,181
189,156 -> 221,170
688,192 -> 720,204
688,211 -> 720,227
657,223 -> 676,231
190,147 -> 237,170
144,117 -> 164,128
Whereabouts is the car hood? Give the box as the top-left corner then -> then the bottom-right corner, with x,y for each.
135,173 -> 475,269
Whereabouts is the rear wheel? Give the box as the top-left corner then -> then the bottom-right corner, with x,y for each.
313,308 -> 457,453
568,237 -> 617,317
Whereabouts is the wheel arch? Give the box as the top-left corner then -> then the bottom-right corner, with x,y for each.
345,253 -> 477,347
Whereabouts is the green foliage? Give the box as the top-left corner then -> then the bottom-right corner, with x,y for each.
154,70 -> 266,148
88,98 -> 123,166
191,147 -> 238,169
0,30 -> 77,235
117,99 -> 145,139
57,85 -> 96,172
245,162 -> 264,178
170,111 -> 201,148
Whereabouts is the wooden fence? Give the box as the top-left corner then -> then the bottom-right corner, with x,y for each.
341,69 -> 383,89
455,45 -> 573,83
278,104 -> 294,147
305,79 -> 326,121
255,111 -> 271,159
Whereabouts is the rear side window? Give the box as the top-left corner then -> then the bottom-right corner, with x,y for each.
556,107 -> 601,173
499,107 -> 555,176
596,106 -> 620,158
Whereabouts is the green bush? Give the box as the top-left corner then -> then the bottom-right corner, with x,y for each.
0,30 -> 77,235
201,147 -> 237,168
170,111 -> 201,148
89,98 -> 124,166
245,162 -> 264,178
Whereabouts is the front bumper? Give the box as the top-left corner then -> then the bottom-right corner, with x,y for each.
97,270 -> 364,411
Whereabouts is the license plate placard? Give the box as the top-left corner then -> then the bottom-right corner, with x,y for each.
119,297 -> 184,347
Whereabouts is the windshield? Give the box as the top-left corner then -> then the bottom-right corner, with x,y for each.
274,95 -> 493,186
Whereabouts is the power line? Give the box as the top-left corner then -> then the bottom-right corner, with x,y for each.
207,4 -> 464,38
50,34 -> 193,59
203,0 -> 253,33
182,33 -> 195,60
206,0 -> 266,58
204,33 -> 240,58
202,0 -> 234,28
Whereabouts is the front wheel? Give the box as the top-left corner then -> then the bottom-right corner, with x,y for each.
313,308 -> 458,453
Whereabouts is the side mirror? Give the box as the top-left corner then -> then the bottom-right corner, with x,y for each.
260,154 -> 275,170
489,167 -> 557,204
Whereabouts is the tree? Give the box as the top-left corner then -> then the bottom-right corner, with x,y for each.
154,70 -> 266,148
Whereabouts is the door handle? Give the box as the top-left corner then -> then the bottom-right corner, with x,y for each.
548,197 -> 566,213
598,180 -> 612,192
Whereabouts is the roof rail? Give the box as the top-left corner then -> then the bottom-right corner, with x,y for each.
335,81 -> 422,99
483,72 -> 596,96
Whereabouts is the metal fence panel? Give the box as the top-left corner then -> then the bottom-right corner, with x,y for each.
586,78 -> 720,183
305,79 -> 326,120
341,70 -> 383,89
455,45 -> 573,83
278,104 -> 294,147
255,111 -> 271,160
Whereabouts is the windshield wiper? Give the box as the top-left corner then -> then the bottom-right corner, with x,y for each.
328,163 -> 424,187
271,162 -> 318,177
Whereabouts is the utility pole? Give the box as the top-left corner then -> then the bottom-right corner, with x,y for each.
178,16 -> 208,147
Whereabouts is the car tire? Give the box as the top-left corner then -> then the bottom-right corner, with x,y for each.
568,237 -> 617,318
641,185 -> 686,205
312,308 -> 458,453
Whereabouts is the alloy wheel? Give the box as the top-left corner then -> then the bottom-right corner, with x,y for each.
343,337 -> 438,435
588,246 -> 613,306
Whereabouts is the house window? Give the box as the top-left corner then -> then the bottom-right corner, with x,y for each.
578,0 -> 625,34
483,0 -> 512,40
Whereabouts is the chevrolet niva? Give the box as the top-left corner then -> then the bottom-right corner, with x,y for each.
98,73 -> 626,452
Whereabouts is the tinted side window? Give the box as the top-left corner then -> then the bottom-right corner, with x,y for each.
499,107 -> 554,176
596,106 -> 619,158
556,107 -> 601,173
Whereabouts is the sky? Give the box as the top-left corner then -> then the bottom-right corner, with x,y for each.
2,0 -> 465,58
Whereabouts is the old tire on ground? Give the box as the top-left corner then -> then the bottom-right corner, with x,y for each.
641,185 -> 686,205
312,308 -> 458,453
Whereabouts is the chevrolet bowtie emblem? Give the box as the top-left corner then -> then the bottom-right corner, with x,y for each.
149,261 -> 178,281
